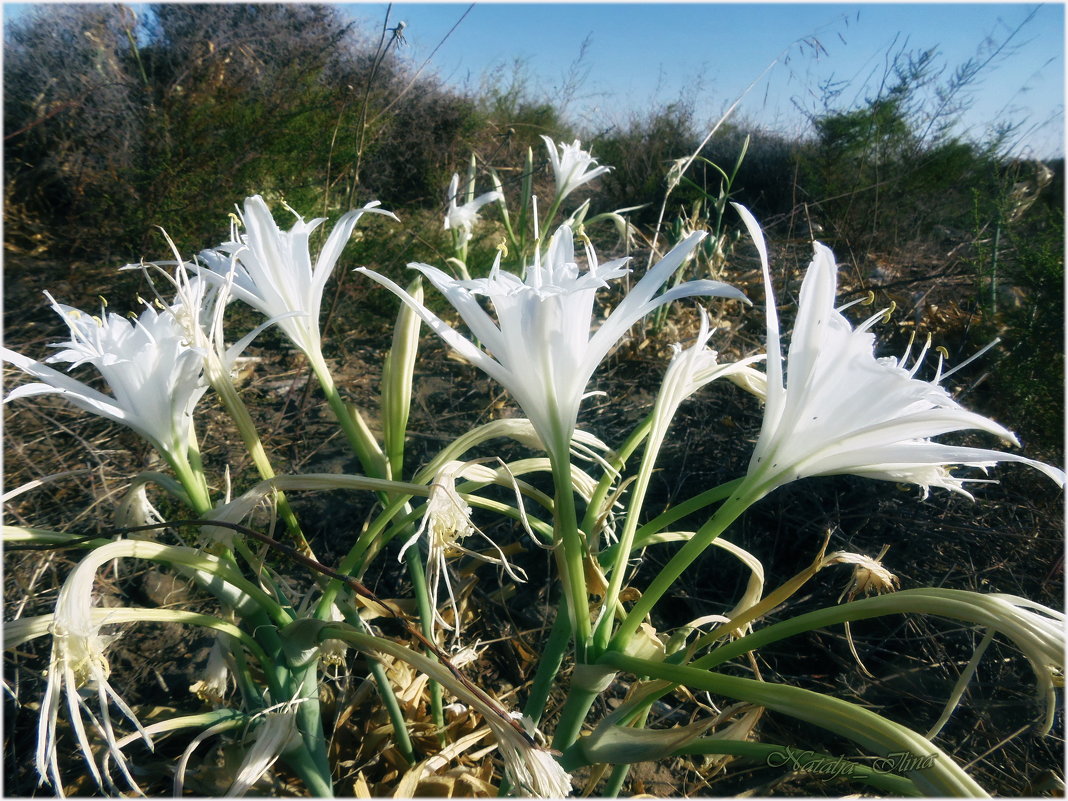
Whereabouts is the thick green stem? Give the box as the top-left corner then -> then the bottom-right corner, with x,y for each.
309,354 -> 387,479
290,663 -> 334,797
183,426 -> 214,512
551,455 -> 591,660
521,608 -> 571,729
164,442 -> 213,517
550,685 -> 599,752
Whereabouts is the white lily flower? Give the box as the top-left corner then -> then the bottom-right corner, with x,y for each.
167,263 -> 290,387
359,225 -> 746,459
444,172 -> 502,246
36,562 -> 151,794
2,293 -> 208,460
734,204 -> 1065,499
541,136 -> 611,201
195,195 -> 396,358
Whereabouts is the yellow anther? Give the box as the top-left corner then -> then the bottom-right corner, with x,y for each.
127,311 -> 139,320
936,345 -> 949,360
154,298 -> 166,309
98,296 -> 108,308
862,290 -> 875,306
91,315 -> 103,326
227,212 -> 242,226
881,300 -> 897,323
67,309 -> 82,320
280,197 -> 300,218
496,238 -> 509,258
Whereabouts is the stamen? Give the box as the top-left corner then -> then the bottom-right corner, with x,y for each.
837,290 -> 875,313
908,332 -> 933,378
940,338 -> 1001,381
881,299 -> 896,324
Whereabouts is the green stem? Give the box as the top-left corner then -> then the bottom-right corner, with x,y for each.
214,375 -> 311,553
603,761 -> 630,797
550,455 -> 591,660
184,426 -> 214,512
292,663 -> 334,797
550,684 -> 598,752
164,442 -> 213,517
609,490 -> 753,650
337,605 -> 418,765
521,608 -> 572,729
580,413 -> 652,537
596,479 -> 742,569
403,545 -> 446,743
309,353 -> 387,479
316,496 -> 417,618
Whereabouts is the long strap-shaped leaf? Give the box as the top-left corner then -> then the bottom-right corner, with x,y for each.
599,650 -> 988,797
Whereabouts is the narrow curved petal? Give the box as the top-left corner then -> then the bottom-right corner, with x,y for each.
355,267 -> 512,389
362,225 -> 745,459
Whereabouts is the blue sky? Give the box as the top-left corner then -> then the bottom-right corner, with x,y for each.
4,2 -> 1063,156
342,2 -> 1065,157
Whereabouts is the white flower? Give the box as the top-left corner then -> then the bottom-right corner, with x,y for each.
167,265 -> 284,387
318,604 -> 350,668
444,173 -> 502,245
36,560 -> 150,794
359,225 -> 746,459
734,204 -> 1065,499
542,136 -> 611,201
195,195 -> 395,358
2,293 -> 208,460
